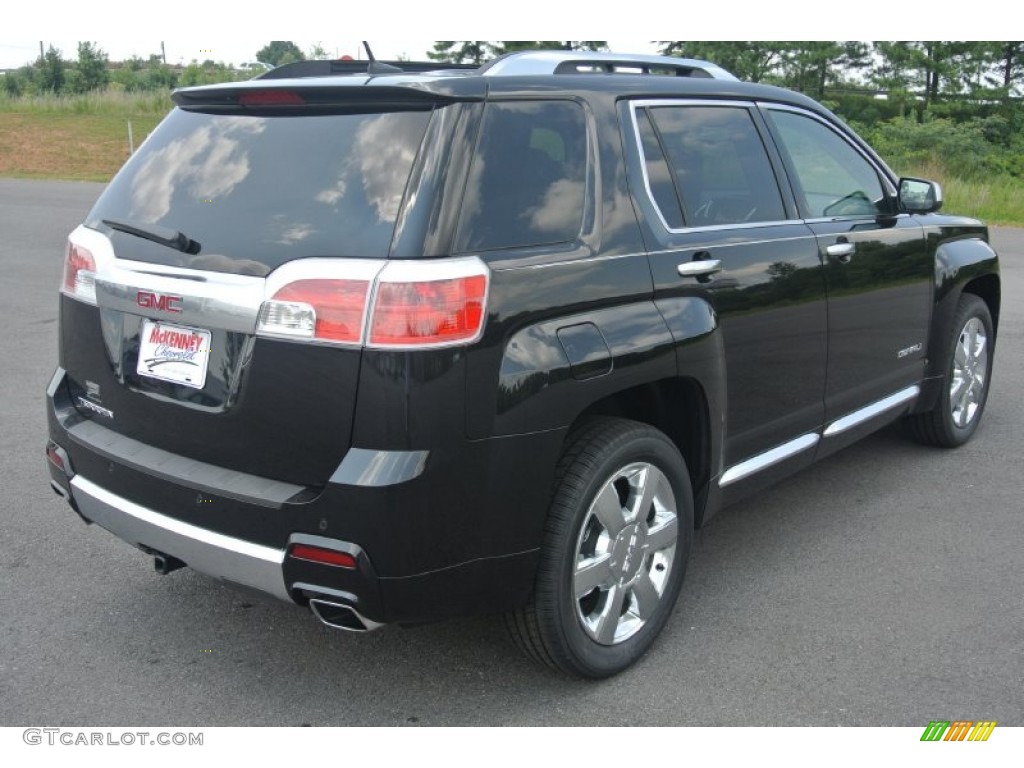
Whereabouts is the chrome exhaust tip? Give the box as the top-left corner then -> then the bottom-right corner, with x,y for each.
309,598 -> 385,633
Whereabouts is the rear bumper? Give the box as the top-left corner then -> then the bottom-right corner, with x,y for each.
70,474 -> 291,601
46,366 -> 557,625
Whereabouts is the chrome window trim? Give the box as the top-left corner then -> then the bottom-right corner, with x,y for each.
719,433 -> 820,487
646,233 -> 818,257
823,385 -> 920,437
628,100 -> 797,235
492,250 -> 648,272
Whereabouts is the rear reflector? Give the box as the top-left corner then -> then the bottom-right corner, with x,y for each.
46,441 -> 67,473
62,240 -> 97,305
239,90 -> 305,107
289,544 -> 358,569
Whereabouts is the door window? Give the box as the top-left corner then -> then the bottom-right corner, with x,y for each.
767,109 -> 887,218
644,105 -> 787,227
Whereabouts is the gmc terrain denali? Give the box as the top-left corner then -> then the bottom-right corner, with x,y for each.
45,51 -> 1000,677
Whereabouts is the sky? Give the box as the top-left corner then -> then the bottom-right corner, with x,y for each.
1,1 -> 998,70
0,40 -> 659,70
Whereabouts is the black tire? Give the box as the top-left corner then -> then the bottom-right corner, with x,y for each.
505,417 -> 693,678
905,294 -> 994,448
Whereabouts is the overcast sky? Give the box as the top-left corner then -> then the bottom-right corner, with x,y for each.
0,40 -> 660,69
2,1 -> 994,70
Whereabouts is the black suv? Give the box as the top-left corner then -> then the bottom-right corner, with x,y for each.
45,51 -> 1000,677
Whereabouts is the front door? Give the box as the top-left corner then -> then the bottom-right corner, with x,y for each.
762,106 -> 932,423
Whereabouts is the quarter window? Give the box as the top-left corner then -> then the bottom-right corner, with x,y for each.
767,109 -> 887,218
455,101 -> 587,253
645,105 -> 786,227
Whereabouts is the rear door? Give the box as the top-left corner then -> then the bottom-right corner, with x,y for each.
624,100 -> 828,477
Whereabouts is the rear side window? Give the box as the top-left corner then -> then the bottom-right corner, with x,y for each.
455,100 -> 587,253
646,105 -> 786,227
87,107 -> 432,275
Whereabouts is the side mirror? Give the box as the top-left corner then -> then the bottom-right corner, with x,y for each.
898,177 -> 943,213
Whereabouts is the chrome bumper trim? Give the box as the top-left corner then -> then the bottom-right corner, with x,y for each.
70,475 -> 290,602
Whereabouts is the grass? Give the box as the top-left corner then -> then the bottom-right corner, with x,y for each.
902,163 -> 1024,227
0,90 -> 171,181
1,89 -> 1022,226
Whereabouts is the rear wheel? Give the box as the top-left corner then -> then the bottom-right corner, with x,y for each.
905,294 -> 994,448
505,418 -> 693,678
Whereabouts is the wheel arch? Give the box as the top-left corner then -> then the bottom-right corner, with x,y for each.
914,234 -> 1000,415
567,377 -> 713,528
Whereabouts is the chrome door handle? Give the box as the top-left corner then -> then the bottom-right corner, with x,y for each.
677,259 -> 722,278
826,242 -> 855,262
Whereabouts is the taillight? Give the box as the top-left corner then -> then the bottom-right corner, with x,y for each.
258,257 -> 489,349
369,274 -> 487,347
258,279 -> 370,343
62,240 -> 97,304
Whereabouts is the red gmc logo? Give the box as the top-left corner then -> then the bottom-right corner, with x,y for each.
137,291 -> 183,313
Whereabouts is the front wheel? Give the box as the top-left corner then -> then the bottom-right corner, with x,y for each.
505,418 -> 693,678
905,294 -> 994,448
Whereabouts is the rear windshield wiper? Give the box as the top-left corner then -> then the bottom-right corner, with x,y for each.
102,218 -> 201,255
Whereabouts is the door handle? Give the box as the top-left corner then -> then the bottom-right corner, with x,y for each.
826,242 -> 855,263
677,259 -> 722,278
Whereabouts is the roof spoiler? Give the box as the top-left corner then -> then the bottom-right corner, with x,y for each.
256,59 -> 479,80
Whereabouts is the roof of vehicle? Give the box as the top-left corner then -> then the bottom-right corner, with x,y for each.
171,50 -> 839,124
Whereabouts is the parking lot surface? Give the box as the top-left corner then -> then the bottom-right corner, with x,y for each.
1,178 -> 1021,725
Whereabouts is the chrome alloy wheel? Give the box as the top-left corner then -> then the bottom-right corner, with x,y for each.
950,317 -> 988,428
573,462 -> 679,645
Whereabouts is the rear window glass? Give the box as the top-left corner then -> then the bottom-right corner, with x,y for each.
87,107 -> 432,275
455,100 -> 587,253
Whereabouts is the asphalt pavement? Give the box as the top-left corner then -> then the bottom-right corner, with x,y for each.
1,178 -> 1021,726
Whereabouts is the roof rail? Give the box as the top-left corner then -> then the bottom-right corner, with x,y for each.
479,51 -> 737,80
256,59 -> 479,80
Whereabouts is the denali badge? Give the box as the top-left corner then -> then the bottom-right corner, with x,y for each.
137,290 -> 182,313
897,342 -> 923,359
77,396 -> 114,420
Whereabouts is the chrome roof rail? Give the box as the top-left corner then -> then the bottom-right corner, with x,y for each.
479,51 -> 738,80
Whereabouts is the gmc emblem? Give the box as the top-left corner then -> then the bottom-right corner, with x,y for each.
137,291 -> 183,313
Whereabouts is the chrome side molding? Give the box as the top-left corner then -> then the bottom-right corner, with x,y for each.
823,385 -> 920,437
720,385 -> 922,487
719,433 -> 819,487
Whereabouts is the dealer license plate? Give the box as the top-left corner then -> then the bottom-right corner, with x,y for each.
136,320 -> 212,389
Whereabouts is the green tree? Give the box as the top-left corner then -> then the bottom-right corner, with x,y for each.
778,41 -> 870,98
308,43 -> 330,60
37,45 -> 67,93
427,41 -> 496,65
659,41 -> 789,82
75,41 -> 110,93
256,41 -> 305,67
428,41 -> 608,65
991,42 -> 1024,92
